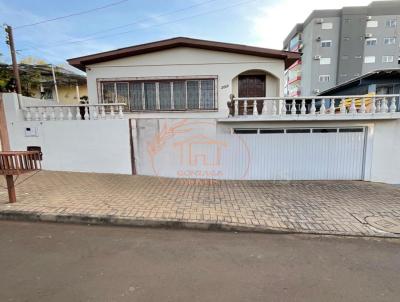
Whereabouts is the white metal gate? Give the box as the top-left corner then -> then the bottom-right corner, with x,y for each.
225,127 -> 366,180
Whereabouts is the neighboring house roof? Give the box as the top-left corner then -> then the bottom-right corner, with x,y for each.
0,63 -> 86,86
67,37 -> 300,71
318,69 -> 400,95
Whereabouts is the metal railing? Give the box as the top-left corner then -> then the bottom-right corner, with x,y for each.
23,103 -> 126,121
228,94 -> 400,117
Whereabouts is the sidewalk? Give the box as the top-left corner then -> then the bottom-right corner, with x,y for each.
0,171 -> 400,237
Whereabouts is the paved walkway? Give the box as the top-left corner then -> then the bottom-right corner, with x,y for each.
0,171 -> 400,237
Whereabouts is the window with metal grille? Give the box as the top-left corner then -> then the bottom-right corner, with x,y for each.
100,79 -> 216,111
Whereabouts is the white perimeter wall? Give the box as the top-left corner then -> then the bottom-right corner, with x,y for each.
135,118 -> 400,184
3,93 -> 131,174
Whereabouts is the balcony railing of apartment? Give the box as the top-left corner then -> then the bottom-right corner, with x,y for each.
23,103 -> 126,121
227,94 -> 400,119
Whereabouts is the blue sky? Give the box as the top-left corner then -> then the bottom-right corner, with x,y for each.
0,0 -> 375,71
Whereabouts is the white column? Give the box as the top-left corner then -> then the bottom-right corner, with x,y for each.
84,106 -> 89,120
76,106 -> 81,120
300,99 -> 306,115
381,97 -> 389,113
41,107 -> 47,120
310,99 -> 316,115
234,100 -> 239,116
360,97 -> 366,114
340,98 -> 346,114
110,105 -> 115,118
50,107 -> 56,120
243,100 -> 248,115
101,106 -> 106,119
272,100 -> 277,116
118,105 -> 124,118
26,108 -> 32,121
371,97 -> 377,114
320,99 -> 326,115
280,100 -> 286,115
92,106 -> 98,120
262,100 -> 268,115
329,98 -> 335,114
390,96 -> 397,113
376,99 -> 381,113
252,100 -> 257,116
66,107 -> 72,120
349,98 -> 357,114
291,99 -> 296,115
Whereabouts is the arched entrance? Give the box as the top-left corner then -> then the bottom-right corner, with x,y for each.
231,69 -> 279,115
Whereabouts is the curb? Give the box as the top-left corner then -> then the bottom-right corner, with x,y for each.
0,210 -> 291,234
0,210 -> 399,239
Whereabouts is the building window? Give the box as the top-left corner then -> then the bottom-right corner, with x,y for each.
321,22 -> 333,29
382,55 -> 394,63
343,37 -> 350,41
386,19 -> 397,28
318,75 -> 330,82
384,37 -> 396,45
366,20 -> 378,27
341,55 -> 349,60
355,55 -> 362,59
320,40 -> 332,47
100,78 -> 216,111
344,18 -> 351,23
320,57 -> 331,65
364,56 -> 375,63
365,38 -> 377,46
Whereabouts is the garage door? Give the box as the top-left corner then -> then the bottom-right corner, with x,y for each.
232,127 -> 366,180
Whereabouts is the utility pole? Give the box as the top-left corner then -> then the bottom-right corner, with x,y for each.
4,25 -> 22,95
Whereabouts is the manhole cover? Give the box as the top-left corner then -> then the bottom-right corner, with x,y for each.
365,216 -> 400,234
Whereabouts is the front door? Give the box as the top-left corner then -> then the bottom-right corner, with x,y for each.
238,75 -> 265,115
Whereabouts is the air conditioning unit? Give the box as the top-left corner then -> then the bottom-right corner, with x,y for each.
313,89 -> 320,94
365,33 -> 373,38
313,55 -> 321,60
316,37 -> 321,41
315,18 -> 324,24
366,15 -> 372,20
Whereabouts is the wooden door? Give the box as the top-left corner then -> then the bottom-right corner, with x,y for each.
238,75 -> 265,115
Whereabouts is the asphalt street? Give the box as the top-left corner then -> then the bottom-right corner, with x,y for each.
0,221 -> 399,302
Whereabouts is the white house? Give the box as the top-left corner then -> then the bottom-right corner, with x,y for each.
2,37 -> 400,184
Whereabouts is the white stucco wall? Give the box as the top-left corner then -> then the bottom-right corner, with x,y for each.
3,93 -> 131,174
369,119 -> 400,184
85,47 -> 285,118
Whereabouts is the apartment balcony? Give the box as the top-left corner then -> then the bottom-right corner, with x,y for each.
222,94 -> 400,122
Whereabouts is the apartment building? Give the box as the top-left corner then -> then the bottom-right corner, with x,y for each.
283,1 -> 400,96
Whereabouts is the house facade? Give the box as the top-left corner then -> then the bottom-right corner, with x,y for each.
68,37 -> 298,117
1,37 -> 400,184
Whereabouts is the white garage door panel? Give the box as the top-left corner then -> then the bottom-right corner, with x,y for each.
231,130 -> 365,180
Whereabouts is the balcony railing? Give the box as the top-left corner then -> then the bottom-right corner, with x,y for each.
228,94 -> 400,119
23,103 -> 126,121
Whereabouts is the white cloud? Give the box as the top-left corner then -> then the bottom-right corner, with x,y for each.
250,0 -> 380,49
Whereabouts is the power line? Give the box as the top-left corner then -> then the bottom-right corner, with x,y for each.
19,0 -> 257,53
14,0 -> 129,29
18,0 -> 219,51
